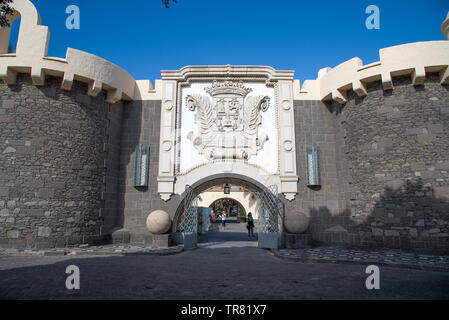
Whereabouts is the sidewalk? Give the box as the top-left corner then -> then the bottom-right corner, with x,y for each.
198,221 -> 258,248
0,244 -> 184,257
273,246 -> 449,272
2,234 -> 449,273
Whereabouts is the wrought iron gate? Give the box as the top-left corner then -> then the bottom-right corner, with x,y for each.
176,185 -> 199,249
256,185 -> 283,249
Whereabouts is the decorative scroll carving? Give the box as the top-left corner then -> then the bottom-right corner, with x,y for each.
186,81 -> 270,161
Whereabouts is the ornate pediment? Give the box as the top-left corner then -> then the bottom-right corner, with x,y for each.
205,80 -> 253,97
186,81 -> 270,161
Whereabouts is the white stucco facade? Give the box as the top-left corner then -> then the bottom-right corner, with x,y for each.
197,191 -> 260,220
156,66 -> 299,202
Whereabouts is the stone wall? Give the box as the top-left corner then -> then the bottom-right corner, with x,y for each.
116,100 -> 180,244
2,72 -> 447,253
0,74 -> 123,248
328,73 -> 449,252
286,100 -> 348,241
289,74 -> 449,253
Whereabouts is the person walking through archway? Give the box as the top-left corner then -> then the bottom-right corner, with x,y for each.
247,212 -> 255,239
209,210 -> 216,230
220,212 -> 227,230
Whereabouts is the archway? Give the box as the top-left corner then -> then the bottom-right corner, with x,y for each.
197,185 -> 259,220
209,198 -> 247,221
172,174 -> 267,233
171,173 -> 284,249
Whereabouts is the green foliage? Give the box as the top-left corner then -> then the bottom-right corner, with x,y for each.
162,0 -> 177,8
0,0 -> 14,27
210,199 -> 240,217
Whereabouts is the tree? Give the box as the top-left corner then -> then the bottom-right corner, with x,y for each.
0,0 -> 14,27
1,1 -> 174,27
210,199 -> 240,218
162,0 -> 177,8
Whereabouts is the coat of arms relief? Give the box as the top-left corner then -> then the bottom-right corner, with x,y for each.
186,81 -> 271,161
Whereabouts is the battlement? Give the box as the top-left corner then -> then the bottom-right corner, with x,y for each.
1,0 -> 447,106
0,0 -> 136,104
296,41 -> 449,103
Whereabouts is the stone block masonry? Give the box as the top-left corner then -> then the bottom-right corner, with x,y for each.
1,71 -> 448,253
284,73 -> 449,253
0,74 -> 123,248
287,99 -> 347,237
116,100 -> 180,244
328,73 -> 449,253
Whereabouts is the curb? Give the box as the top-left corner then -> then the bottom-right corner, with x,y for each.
271,250 -> 449,273
0,246 -> 185,257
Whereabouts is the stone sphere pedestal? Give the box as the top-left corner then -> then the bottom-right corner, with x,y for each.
282,212 -> 311,249
146,210 -> 171,234
284,212 -> 310,234
145,210 -> 172,248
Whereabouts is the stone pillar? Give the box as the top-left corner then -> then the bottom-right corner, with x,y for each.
157,81 -> 177,201
277,80 -> 299,201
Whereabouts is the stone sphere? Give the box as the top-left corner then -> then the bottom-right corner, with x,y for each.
146,210 -> 171,234
284,212 -> 309,234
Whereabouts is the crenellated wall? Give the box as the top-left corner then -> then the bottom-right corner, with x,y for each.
329,73 -> 449,252
0,0 -> 448,252
293,73 -> 449,253
0,74 -> 123,248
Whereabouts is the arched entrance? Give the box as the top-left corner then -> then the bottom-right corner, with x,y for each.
172,174 -> 284,250
209,198 -> 247,222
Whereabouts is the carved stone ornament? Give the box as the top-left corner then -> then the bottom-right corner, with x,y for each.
186,81 -> 270,161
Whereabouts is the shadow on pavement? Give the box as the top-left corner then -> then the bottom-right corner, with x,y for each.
198,221 -> 258,248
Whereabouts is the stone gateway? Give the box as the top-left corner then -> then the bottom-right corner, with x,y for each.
0,0 -> 448,253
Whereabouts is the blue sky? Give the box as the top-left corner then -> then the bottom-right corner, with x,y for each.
10,0 -> 449,83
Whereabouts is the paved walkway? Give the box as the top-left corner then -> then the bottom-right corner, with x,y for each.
275,247 -> 449,272
0,244 -> 183,257
1,242 -> 448,299
1,223 -> 449,299
1,223 -> 449,273
198,221 -> 258,248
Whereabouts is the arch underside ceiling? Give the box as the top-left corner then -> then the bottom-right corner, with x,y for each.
174,162 -> 281,196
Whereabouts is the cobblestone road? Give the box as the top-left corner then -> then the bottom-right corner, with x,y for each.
0,223 -> 448,300
275,247 -> 449,272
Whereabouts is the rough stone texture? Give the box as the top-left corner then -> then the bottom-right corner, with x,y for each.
328,73 -> 449,252
146,210 -> 171,234
284,212 -> 309,234
286,99 -> 347,243
282,234 -> 312,249
117,100 -> 181,244
1,72 -> 448,253
0,74 -> 123,248
289,73 -> 449,253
